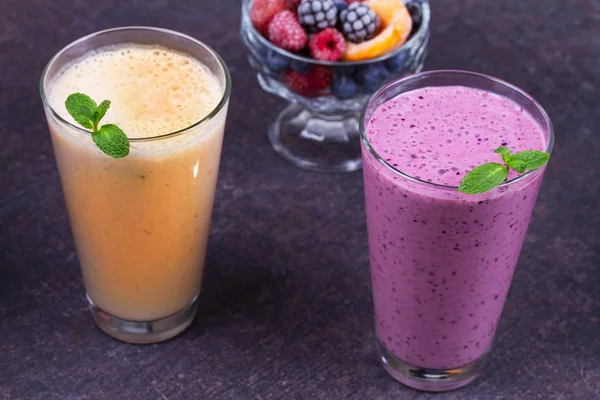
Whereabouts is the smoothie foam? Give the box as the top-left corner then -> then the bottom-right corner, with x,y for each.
49,44 -> 221,139
363,85 -> 547,369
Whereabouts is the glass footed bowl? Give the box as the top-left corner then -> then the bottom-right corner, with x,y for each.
240,0 -> 430,173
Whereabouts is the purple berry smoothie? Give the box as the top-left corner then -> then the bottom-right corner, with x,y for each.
362,85 -> 548,371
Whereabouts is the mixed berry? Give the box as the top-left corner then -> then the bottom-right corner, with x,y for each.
268,10 -> 308,51
309,27 -> 347,61
298,0 -> 339,32
339,3 -> 380,43
249,0 -> 425,98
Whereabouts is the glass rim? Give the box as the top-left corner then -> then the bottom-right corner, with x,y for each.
39,26 -> 232,142
241,0 -> 431,67
359,69 -> 555,191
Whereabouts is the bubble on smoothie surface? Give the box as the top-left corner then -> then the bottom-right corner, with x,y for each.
48,44 -> 222,139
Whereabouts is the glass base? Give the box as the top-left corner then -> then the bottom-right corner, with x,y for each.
88,295 -> 198,344
377,340 -> 488,392
268,103 -> 362,173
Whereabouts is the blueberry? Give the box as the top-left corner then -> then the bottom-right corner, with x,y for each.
333,0 -> 347,12
334,65 -> 357,76
290,59 -> 312,74
265,50 -> 290,72
355,63 -> 390,92
384,51 -> 407,73
331,75 -> 359,99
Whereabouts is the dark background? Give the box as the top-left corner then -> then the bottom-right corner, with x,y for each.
1,0 -> 599,399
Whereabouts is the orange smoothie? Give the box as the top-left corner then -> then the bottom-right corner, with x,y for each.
46,44 -> 227,321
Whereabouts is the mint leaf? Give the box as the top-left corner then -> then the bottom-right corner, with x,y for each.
461,146 -> 550,195
459,163 -> 508,194
494,146 -> 511,164
93,100 -> 111,128
92,124 -> 130,158
509,150 -> 550,171
506,158 -> 527,173
65,93 -> 97,130
65,93 -> 129,158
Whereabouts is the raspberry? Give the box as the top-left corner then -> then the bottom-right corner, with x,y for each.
284,66 -> 332,97
268,10 -> 308,52
309,65 -> 333,91
308,28 -> 346,61
284,70 -> 311,95
250,0 -> 290,36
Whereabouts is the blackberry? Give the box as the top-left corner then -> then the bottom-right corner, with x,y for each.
339,3 -> 380,43
297,0 -> 338,33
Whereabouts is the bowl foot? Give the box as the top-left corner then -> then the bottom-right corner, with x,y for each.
268,103 -> 362,173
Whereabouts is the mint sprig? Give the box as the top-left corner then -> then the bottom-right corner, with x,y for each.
65,93 -> 129,158
458,146 -> 549,194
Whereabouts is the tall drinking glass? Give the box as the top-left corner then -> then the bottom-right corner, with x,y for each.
40,27 -> 231,343
360,71 -> 554,391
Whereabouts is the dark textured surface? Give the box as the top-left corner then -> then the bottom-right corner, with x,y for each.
1,0 -> 599,399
